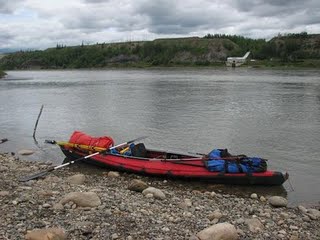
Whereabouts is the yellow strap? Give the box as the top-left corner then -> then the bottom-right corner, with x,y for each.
55,141 -> 107,152
119,146 -> 130,154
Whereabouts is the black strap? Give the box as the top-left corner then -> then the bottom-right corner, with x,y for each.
236,160 -> 243,173
224,160 -> 229,173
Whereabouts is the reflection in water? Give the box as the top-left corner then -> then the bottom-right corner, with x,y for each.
0,68 -> 319,206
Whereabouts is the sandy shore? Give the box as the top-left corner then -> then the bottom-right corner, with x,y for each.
0,152 -> 319,240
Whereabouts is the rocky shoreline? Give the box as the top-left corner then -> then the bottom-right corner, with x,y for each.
0,152 -> 319,240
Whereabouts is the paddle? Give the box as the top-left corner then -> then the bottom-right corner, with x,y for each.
19,136 -> 148,182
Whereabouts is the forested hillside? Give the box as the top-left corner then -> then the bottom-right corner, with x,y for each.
1,33 -> 319,69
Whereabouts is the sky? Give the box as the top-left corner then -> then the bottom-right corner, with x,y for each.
0,0 -> 320,50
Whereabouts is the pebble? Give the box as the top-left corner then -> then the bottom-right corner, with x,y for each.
18,149 -> 35,155
128,179 -> 148,192
0,190 -> 10,196
0,152 -> 319,240
246,218 -> 264,233
251,193 -> 258,199
142,187 -> 166,200
42,203 -> 51,208
107,171 -> 120,178
196,223 -> 238,240
260,196 -> 266,202
67,174 -> 86,185
268,196 -> 288,207
59,192 -> 101,207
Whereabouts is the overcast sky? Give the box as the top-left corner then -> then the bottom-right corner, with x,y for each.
1,0 -> 319,50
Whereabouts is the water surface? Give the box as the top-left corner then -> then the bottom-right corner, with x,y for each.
1,68 -> 319,206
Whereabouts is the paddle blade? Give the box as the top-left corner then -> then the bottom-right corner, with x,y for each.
128,136 -> 148,143
18,167 -> 54,182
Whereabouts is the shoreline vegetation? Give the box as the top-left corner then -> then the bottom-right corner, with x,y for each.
0,70 -> 6,78
1,32 -> 320,70
0,152 -> 320,239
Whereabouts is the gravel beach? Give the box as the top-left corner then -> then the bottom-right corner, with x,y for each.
0,152 -> 319,240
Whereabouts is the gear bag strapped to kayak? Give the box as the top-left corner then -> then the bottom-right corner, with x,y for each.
69,131 -> 114,150
206,149 -> 267,173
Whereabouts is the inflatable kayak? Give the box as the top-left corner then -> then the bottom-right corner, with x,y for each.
57,131 -> 288,185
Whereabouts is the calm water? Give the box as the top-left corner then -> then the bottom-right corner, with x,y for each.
1,68 -> 319,206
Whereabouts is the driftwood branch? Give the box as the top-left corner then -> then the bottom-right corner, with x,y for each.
0,138 -> 8,144
33,105 -> 44,140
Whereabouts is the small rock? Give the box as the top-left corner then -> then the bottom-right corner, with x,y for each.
298,205 -> 308,214
289,225 -> 299,230
0,166 -> 9,172
302,215 -> 311,222
67,174 -> 86,185
25,227 -> 66,240
60,192 -> 101,207
18,186 -> 32,190
280,212 -> 289,219
111,233 -> 119,239
208,210 -> 223,221
0,191 -> 10,197
289,235 -> 299,240
278,230 -> 286,235
18,149 -> 35,156
142,187 -> 165,200
145,193 -> 154,198
307,208 -> 320,219
42,203 -> 51,208
235,218 -> 245,225
184,198 -> 193,207
53,203 -> 64,210
128,179 -> 148,192
236,229 -> 245,236
196,222 -> 238,240
43,175 -> 61,183
210,191 -> 216,197
260,196 -> 266,202
211,218 -> 219,224
162,227 -> 170,232
107,171 -> 120,178
246,218 -> 264,233
268,196 -> 288,207
250,193 -> 258,199
76,221 -> 95,234
37,190 -> 55,197
189,235 -> 200,240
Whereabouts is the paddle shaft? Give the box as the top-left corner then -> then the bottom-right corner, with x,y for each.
20,136 -> 148,182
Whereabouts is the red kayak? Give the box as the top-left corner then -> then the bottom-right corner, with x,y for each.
58,131 -> 288,186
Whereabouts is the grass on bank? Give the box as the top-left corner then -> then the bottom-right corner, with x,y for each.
0,70 -> 6,78
247,58 -> 320,69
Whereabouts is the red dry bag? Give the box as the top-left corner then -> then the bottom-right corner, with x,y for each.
69,131 -> 114,149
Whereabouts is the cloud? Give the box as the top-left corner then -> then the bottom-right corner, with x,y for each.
0,0 -> 319,50
135,0 -> 243,34
0,0 -> 24,14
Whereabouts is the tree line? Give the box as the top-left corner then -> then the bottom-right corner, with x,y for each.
0,32 -> 319,69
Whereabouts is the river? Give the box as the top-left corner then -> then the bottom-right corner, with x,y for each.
0,68 -> 319,206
